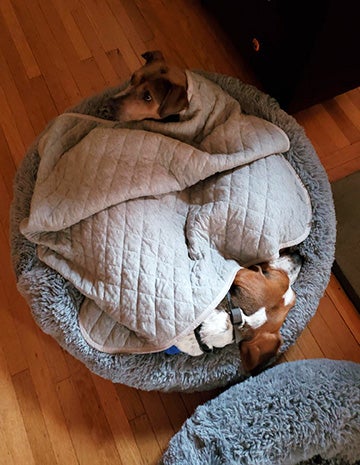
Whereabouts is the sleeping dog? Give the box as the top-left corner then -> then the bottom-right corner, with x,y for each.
175,252 -> 302,373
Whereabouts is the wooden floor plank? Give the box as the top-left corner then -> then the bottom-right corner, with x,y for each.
114,383 -> 145,422
37,332 -> 70,385
335,91 -> 360,132
0,0 -> 41,79
119,0 -> 154,43
282,340 -> 306,362
0,175 -> 12,237
11,0 -> 71,113
130,413 -> 162,465
106,0 -> 147,57
72,5 -> 119,87
80,0 -> 141,73
57,358 -> 121,465
308,307 -> 347,360
106,49 -> 132,84
56,377 -> 97,465
322,99 -> 360,144
325,140 -> 360,172
344,87 -> 360,119
29,75 -> 59,125
315,103 -> 351,149
327,155 -> 360,182
28,0 -> 82,103
0,48 -> 37,154
10,297 -> 80,465
37,0 -> 101,100
0,347 -> 36,465
326,274 -> 360,343
0,226 -> 18,297
0,126 -> 17,198
52,0 -> 92,62
12,369 -> 58,465
138,390 -> 175,451
295,326 -> 324,359
92,374 -> 144,465
0,84 -> 27,167
180,391 -> 207,417
0,279 -> 27,376
80,0 -> 124,53
0,8 -> 50,138
317,293 -> 360,362
158,391 -> 190,433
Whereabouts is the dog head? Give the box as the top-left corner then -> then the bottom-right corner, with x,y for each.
108,50 -> 189,122
230,261 -> 297,373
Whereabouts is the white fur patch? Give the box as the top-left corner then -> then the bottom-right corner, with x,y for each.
243,307 -> 267,329
200,310 -> 234,349
283,286 -> 295,306
175,309 -> 234,355
175,333 -> 203,356
269,254 -> 301,285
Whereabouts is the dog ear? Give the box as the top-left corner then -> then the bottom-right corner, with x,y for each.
158,84 -> 188,118
141,50 -> 165,64
240,333 -> 282,373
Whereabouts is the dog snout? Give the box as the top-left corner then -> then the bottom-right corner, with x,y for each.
100,95 -> 123,120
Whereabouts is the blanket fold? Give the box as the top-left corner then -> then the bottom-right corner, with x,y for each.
20,71 -> 312,353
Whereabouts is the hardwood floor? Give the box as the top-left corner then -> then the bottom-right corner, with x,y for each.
0,1 -> 359,464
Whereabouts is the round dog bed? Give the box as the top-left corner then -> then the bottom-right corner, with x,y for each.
10,72 -> 336,392
160,359 -> 360,465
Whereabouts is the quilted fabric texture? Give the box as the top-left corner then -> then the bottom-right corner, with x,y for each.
19,72 -> 311,353
10,72 -> 336,391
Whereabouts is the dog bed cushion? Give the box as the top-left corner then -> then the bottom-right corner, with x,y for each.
18,71 -> 311,354
160,359 -> 360,465
10,71 -> 336,391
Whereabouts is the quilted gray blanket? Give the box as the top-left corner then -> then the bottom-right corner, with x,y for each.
20,72 -> 311,354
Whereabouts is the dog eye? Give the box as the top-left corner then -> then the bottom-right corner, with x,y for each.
143,91 -> 152,102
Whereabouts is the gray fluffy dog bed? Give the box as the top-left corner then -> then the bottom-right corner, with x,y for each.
10,72 -> 336,391
160,359 -> 360,465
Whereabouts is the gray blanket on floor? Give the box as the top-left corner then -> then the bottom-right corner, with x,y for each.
160,359 -> 360,465
19,71 -> 311,354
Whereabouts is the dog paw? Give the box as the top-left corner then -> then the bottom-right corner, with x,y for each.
175,309 -> 234,356
197,309 -> 234,350
175,333 -> 204,356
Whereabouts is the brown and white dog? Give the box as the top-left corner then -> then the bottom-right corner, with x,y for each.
175,253 -> 302,373
106,50 -> 189,122
106,52 -> 302,373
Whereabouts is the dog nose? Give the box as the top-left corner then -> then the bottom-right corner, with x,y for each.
100,96 -> 119,120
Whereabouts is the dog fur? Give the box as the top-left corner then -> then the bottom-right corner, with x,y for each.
107,51 -> 302,373
107,50 -> 189,122
176,253 -> 302,373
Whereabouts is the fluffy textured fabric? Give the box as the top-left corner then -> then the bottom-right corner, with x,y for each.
10,72 -> 336,391
160,359 -> 360,465
19,71 -> 310,354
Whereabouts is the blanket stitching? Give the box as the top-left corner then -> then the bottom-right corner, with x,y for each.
107,129 -> 127,205
24,74 -> 312,352
261,158 -> 271,256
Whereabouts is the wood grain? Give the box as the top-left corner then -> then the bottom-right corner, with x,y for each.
0,1 -> 359,464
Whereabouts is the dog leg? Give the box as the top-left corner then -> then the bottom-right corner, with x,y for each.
175,309 -> 234,355
196,309 -> 234,351
175,332 -> 204,356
